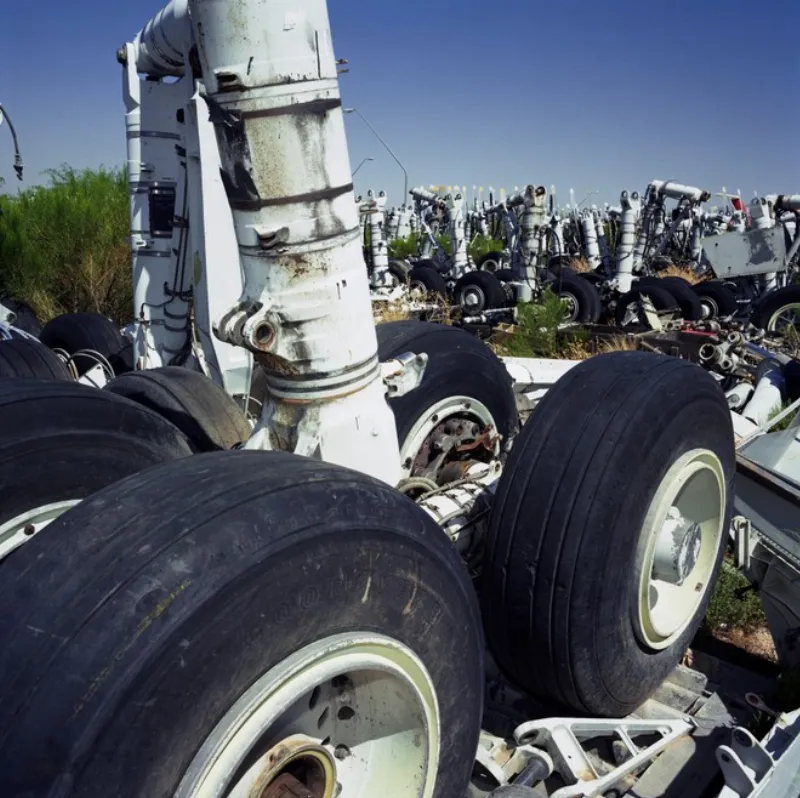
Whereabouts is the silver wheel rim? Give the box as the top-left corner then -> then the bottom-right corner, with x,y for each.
699,296 -> 718,320
400,395 -> 497,480
559,291 -> 579,321
409,279 -> 429,299
460,285 -> 486,312
767,303 -> 800,338
176,633 -> 440,798
0,499 -> 80,560
635,449 -> 726,651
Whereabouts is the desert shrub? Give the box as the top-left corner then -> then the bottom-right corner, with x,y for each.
469,235 -> 504,262
494,287 -> 592,359
388,232 -> 420,260
0,165 -> 131,323
704,562 -> 767,633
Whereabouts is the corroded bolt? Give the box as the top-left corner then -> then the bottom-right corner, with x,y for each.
269,745 -> 290,764
334,744 -> 351,760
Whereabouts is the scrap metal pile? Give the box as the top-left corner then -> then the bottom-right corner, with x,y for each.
360,183 -> 800,338
1,1 -> 800,796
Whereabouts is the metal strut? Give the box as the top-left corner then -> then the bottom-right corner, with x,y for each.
127,0 -> 404,485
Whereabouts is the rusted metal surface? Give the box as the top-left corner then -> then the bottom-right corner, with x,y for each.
260,772 -> 317,798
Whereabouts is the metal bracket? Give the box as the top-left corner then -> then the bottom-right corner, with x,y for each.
512,716 -> 695,797
641,296 -> 664,331
476,730 -> 554,788
381,352 -> 428,398
716,710 -> 800,797
717,727 -> 778,796
731,515 -> 753,570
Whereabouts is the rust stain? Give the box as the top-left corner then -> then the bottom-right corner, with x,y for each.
255,351 -> 300,376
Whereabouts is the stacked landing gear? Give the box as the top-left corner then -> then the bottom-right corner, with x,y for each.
547,271 -> 602,324
0,311 -> 135,383
619,276 -> 738,328
751,284 -> 800,334
0,332 -> 734,798
39,312 -> 133,376
0,336 -> 72,380
693,280 -> 738,320
453,268 -> 603,323
407,262 -> 448,301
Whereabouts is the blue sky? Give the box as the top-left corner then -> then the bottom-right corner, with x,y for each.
1,0 -> 797,207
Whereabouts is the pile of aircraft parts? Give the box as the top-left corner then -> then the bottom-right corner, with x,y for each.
0,1 -> 799,796
360,182 -> 800,341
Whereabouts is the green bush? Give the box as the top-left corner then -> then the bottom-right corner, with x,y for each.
387,232 -> 420,260
501,288 -> 588,358
469,235 -> 504,263
0,165 -> 131,323
436,233 -> 452,255
704,562 -> 767,633
770,401 -> 799,431
387,233 -> 506,265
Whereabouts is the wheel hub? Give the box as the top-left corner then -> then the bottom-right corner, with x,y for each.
559,292 -> 578,321
699,299 -> 716,320
652,507 -> 702,586
0,499 -> 81,561
462,286 -> 485,311
635,449 -> 726,650
769,303 -> 800,338
256,736 -> 335,798
176,634 -> 439,798
412,416 -> 497,483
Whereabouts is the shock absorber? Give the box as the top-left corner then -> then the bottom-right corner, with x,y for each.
184,0 -> 403,484
580,208 -> 601,269
396,204 -> 413,239
614,190 -> 640,293
362,190 -> 392,289
447,192 -> 468,279
594,209 -> 611,272
385,205 -> 400,242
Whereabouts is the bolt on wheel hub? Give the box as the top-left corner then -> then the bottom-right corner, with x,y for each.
652,508 -> 702,585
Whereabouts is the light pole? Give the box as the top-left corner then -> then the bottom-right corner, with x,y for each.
344,108 -> 408,203
353,156 -> 374,176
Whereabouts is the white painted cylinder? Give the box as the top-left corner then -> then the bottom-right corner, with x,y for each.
615,191 -> 639,292
742,369 -> 785,427
725,382 -> 753,411
132,0 -> 191,77
581,210 -> 600,268
188,0 -> 402,484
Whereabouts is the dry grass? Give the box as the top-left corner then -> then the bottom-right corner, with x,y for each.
373,302 -> 412,323
597,335 -> 638,354
423,292 -> 455,326
656,264 -> 707,285
568,257 -> 593,273
25,243 -> 132,323
558,339 -> 594,360
372,291 -> 455,326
